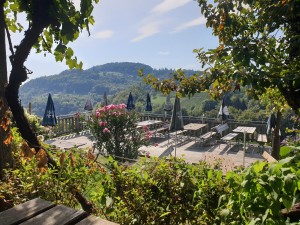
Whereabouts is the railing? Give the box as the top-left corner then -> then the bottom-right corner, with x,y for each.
53,114 -> 85,135
52,112 -> 267,138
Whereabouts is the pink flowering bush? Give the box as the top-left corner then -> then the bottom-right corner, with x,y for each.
88,104 -> 149,161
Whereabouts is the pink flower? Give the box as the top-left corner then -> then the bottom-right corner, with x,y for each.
119,103 -> 127,109
145,134 -> 150,141
154,143 -> 159,147
143,125 -> 149,131
95,110 -> 100,118
99,121 -> 107,127
103,128 -> 110,133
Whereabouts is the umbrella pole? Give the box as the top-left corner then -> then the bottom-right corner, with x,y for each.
175,130 -> 177,157
243,130 -> 246,167
174,113 -> 177,158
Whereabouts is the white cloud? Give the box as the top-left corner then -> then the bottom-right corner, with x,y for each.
173,16 -> 206,33
152,0 -> 190,14
94,30 -> 114,39
131,21 -> 162,42
131,0 -> 195,42
158,51 -> 170,55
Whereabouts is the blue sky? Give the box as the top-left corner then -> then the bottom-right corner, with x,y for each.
8,0 -> 219,79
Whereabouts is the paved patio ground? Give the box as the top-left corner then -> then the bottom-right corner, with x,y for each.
46,132 -> 268,171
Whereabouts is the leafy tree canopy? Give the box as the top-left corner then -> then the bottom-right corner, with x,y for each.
140,0 -> 300,114
4,0 -> 99,71
1,0 -> 99,165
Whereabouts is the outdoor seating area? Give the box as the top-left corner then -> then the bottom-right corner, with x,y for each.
43,89 -> 273,171
133,117 -> 271,167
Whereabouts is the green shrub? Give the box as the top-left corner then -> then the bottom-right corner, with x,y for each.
88,104 -> 149,161
89,157 -> 229,225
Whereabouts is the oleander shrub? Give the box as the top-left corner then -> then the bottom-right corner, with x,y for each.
87,104 -> 150,161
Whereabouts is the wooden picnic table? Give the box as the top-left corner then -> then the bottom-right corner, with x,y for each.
136,120 -> 163,127
184,123 -> 208,142
184,123 -> 207,131
0,198 -> 118,225
232,126 -> 256,134
232,126 -> 256,166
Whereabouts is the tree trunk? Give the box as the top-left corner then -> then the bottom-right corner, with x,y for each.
5,10 -> 48,153
3,0 -> 95,213
271,110 -> 281,160
0,0 -> 12,180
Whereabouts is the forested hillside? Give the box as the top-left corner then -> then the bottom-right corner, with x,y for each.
20,62 -> 199,116
19,61 -> 296,138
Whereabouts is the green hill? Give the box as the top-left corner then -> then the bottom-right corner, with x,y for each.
20,62 -> 199,116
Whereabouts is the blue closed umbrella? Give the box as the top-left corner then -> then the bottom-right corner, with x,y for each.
127,92 -> 135,110
145,93 -> 152,111
42,94 -> 57,126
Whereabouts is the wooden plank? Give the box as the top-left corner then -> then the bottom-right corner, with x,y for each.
169,130 -> 186,136
200,131 -> 216,140
21,205 -> 88,225
0,198 -> 55,225
262,151 -> 277,163
233,126 -> 256,134
214,123 -> 229,134
221,133 -> 239,141
184,123 -> 207,131
257,134 -> 267,143
76,215 -> 119,225
155,126 -> 169,133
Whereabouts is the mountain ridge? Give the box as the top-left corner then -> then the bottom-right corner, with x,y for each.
20,62 -> 200,116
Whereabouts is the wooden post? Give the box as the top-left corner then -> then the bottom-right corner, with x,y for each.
28,102 -> 32,115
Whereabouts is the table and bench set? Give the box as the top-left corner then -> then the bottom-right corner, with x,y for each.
137,120 -> 268,151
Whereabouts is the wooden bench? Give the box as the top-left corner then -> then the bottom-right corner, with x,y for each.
257,134 -> 267,143
262,151 -> 277,163
212,123 -> 229,136
257,134 -> 268,152
153,123 -> 170,137
221,132 -> 239,147
212,123 -> 239,148
200,131 -> 217,140
0,198 -> 118,225
197,131 -> 217,146
169,130 -> 188,142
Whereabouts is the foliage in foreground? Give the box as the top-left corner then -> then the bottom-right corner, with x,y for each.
1,133 -> 300,224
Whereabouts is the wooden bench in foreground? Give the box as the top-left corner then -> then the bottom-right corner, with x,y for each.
262,151 -> 277,163
0,198 -> 118,225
